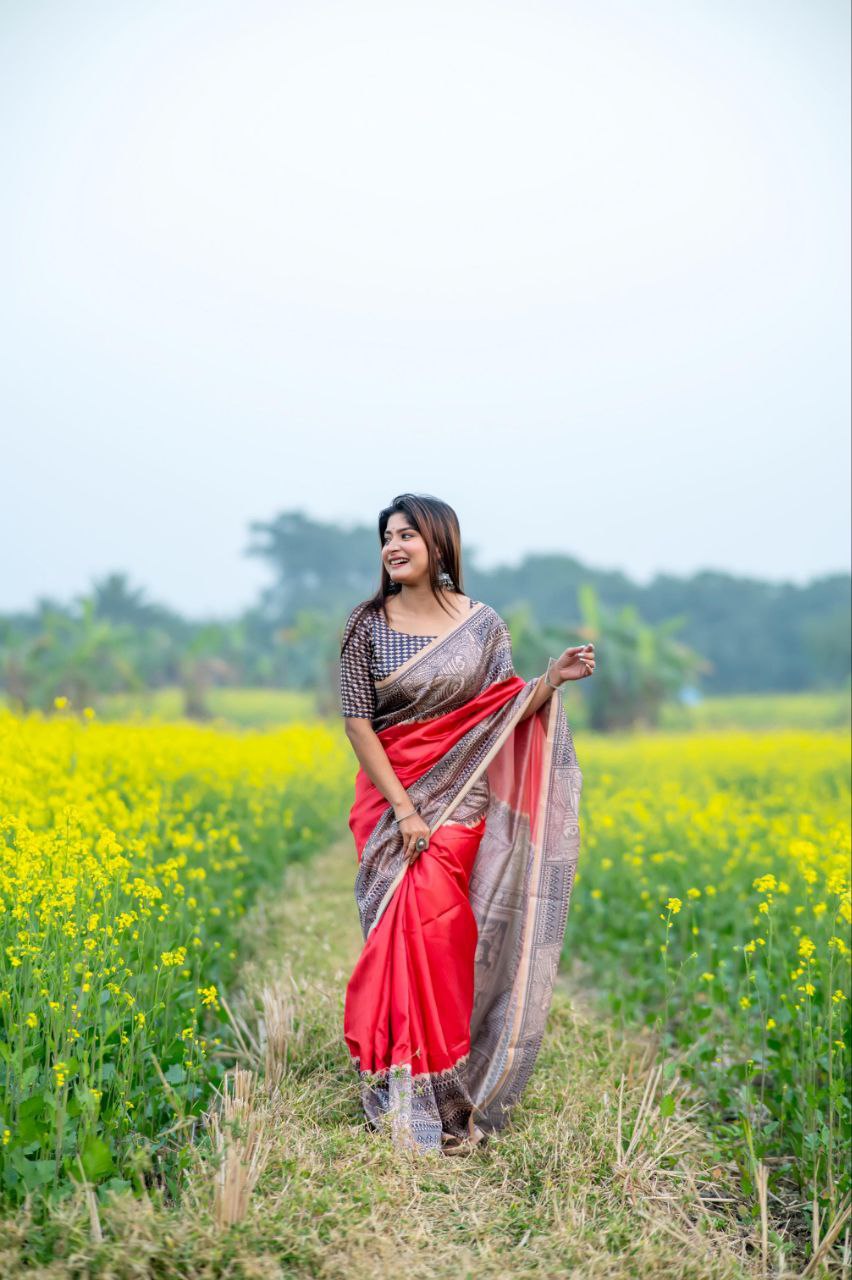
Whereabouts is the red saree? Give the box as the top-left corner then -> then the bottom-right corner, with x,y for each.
343,602 -> 583,1151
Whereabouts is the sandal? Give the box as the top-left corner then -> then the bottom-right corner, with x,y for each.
440,1127 -> 487,1156
441,1136 -> 473,1156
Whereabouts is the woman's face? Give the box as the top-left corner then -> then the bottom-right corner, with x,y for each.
382,512 -> 431,586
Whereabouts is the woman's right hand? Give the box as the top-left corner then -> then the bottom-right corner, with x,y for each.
398,811 -> 431,865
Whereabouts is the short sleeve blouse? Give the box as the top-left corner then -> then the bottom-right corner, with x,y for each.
339,607 -> 378,719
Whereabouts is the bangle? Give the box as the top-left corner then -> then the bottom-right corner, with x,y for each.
393,806 -> 419,824
543,658 -> 562,691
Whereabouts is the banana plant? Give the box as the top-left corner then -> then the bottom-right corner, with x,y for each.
505,584 -> 708,731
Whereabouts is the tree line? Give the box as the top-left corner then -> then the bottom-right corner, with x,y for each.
1,509 -> 848,728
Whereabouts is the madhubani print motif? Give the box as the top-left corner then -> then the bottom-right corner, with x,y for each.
338,595 -> 483,717
360,1055 -> 476,1149
352,669 -> 538,939
465,702 -> 582,1132
371,599 -> 480,680
372,604 -> 516,732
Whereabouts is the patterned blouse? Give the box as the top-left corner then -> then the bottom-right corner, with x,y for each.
339,596 -> 481,720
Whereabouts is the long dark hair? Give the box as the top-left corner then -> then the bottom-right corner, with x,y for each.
340,493 -> 465,657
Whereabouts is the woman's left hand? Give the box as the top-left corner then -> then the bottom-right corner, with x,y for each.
551,643 -> 595,684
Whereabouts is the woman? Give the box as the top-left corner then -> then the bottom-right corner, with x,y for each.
339,493 -> 593,1156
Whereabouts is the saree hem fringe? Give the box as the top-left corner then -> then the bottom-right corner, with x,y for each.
349,1049 -> 471,1085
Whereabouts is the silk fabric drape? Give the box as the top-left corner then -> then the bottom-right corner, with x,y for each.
342,612 -> 583,1151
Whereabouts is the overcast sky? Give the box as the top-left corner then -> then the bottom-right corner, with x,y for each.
2,0 -> 849,618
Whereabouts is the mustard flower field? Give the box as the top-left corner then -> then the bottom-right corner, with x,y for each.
2,701 -> 849,1249
566,731 -> 851,1222
0,707 -> 352,1205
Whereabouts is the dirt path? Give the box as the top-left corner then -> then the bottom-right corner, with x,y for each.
217,834 -> 767,1280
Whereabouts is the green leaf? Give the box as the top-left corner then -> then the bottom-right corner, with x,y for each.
19,1064 -> 40,1090
10,1151 -> 56,1189
18,1093 -> 46,1121
659,1093 -> 676,1118
100,1176 -> 133,1198
79,1135 -> 115,1181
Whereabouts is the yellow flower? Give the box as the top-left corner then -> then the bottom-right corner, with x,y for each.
53,695 -> 69,710
666,898 -> 682,914
766,1018 -> 777,1029
739,996 -> 751,1010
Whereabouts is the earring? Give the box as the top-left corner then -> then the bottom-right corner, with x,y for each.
437,568 -> 455,589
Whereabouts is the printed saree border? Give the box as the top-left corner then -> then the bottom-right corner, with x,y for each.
472,687 -> 560,1115
350,1049 -> 471,1085
373,600 -> 488,690
365,673 -> 544,940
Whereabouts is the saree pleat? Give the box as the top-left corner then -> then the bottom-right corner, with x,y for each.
346,817 -> 482,1074
343,603 -> 583,1150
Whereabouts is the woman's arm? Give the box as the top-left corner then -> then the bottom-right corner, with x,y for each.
517,645 -> 596,721
343,718 -> 432,863
339,607 -> 428,862
344,718 -> 412,812
516,674 -> 559,722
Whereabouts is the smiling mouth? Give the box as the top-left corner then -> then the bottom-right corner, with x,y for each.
388,559 -> 409,567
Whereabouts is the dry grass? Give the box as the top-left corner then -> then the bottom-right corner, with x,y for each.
0,834 -> 841,1278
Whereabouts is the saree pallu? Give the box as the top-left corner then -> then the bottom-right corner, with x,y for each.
343,603 -> 583,1151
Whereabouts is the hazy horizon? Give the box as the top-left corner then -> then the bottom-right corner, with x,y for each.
7,509 -> 849,625
3,0 -> 849,618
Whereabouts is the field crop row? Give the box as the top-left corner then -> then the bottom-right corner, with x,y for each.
0,709 -> 352,1204
565,731 -> 851,1228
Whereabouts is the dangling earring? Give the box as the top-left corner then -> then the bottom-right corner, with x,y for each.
437,566 -> 455,590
